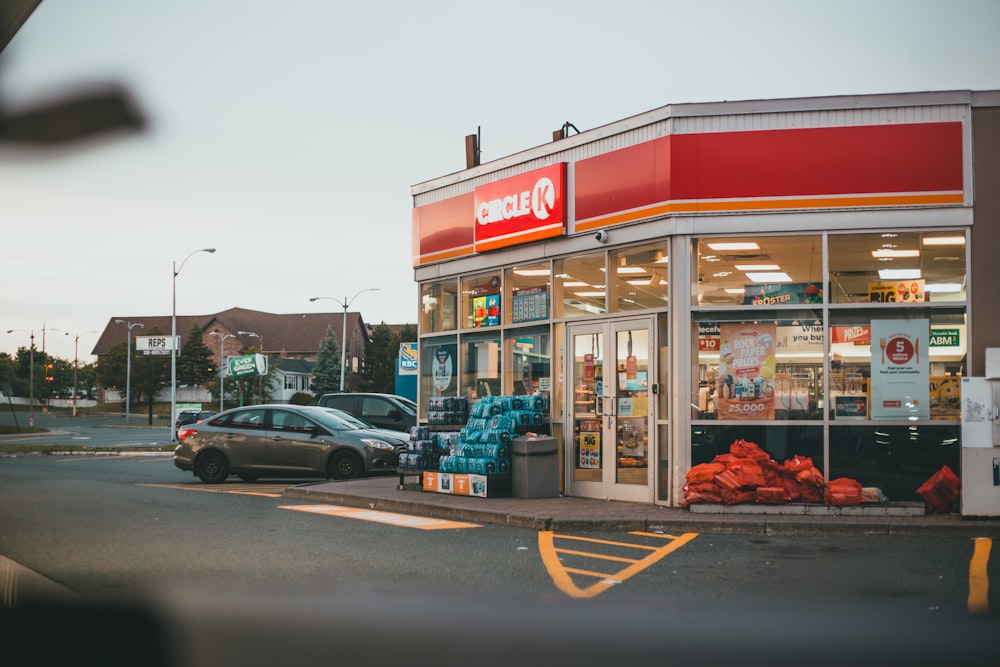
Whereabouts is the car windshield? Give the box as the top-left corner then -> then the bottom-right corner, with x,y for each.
319,408 -> 374,430
302,407 -> 366,431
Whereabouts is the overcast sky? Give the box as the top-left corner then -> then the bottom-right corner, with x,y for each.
2,0 -> 998,362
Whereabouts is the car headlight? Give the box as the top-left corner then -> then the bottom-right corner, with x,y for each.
360,439 -> 396,451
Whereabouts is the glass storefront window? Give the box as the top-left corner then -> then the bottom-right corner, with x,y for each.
828,307 -> 967,422
692,310 -> 824,421
609,242 -> 668,312
554,252 -> 606,318
694,235 -> 823,307
462,333 -> 501,402
419,336 -> 458,418
828,231 -> 967,304
461,273 -> 502,329
503,326 -> 551,397
505,263 -> 551,325
420,281 -> 458,333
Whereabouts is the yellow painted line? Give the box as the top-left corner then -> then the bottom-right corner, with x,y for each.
140,483 -> 286,498
539,530 -> 698,599
279,504 -> 481,530
968,537 -> 991,614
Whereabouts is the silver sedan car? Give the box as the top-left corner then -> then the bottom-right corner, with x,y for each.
173,404 -> 406,483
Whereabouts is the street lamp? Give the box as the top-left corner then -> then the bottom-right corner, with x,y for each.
237,330 -> 263,405
66,331 -> 98,417
5,329 -> 35,427
172,248 -> 216,443
209,330 -> 237,413
309,289 -> 380,392
114,320 -> 144,422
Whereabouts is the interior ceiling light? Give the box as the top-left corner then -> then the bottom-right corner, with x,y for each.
626,278 -> 652,286
724,288 -> 746,294
573,291 -> 606,297
746,271 -> 792,282
713,271 -> 732,278
872,249 -> 920,258
617,266 -> 646,274
734,263 -> 780,271
926,283 -> 963,292
922,236 -> 966,246
513,268 -> 550,276
707,242 -> 760,251
879,268 -> 922,280
563,281 -> 589,287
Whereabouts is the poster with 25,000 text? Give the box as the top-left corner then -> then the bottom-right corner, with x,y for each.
716,323 -> 777,420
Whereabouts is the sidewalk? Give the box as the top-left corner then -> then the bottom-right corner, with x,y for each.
284,474 -> 1000,537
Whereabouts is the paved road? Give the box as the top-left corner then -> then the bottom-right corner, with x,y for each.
0,410 -> 171,447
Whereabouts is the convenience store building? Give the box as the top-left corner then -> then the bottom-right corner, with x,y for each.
410,90 -> 1000,506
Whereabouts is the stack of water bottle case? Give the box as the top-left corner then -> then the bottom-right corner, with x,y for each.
397,394 -> 549,480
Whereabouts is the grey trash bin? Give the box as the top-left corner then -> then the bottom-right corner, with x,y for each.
511,436 -> 559,499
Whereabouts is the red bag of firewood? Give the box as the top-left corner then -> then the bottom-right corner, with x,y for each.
916,465 -> 962,513
686,462 -> 726,484
825,477 -> 864,506
779,474 -> 803,501
784,455 -> 814,472
795,466 -> 825,488
800,485 -> 825,503
721,488 -> 755,505
728,457 -> 766,489
755,486 -> 789,504
713,468 -> 741,491
730,439 -> 771,463
685,481 -> 720,495
683,487 -> 722,504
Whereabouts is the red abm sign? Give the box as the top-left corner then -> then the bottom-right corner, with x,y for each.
474,163 -> 566,252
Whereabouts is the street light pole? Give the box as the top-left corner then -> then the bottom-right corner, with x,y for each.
209,331 -> 236,413
309,289 -> 380,392
6,329 -> 35,427
172,248 -> 216,443
237,330 -> 263,404
115,320 -> 144,423
66,331 -> 98,417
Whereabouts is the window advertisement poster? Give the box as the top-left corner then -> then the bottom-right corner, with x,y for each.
868,280 -> 926,303
512,286 -> 548,323
578,420 -> 601,469
743,282 -> 822,305
432,345 -> 456,393
871,319 -> 929,419
717,323 -> 777,420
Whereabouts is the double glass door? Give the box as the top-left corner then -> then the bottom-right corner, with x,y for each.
568,318 -> 654,502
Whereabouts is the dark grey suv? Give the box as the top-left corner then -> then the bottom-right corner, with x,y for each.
316,393 -> 416,433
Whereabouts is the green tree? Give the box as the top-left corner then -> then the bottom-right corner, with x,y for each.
177,323 -> 216,387
309,325 -> 342,395
361,323 -> 417,394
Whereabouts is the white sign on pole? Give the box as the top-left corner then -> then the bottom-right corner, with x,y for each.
135,335 -> 179,356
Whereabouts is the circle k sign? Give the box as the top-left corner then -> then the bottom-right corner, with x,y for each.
473,163 -> 566,253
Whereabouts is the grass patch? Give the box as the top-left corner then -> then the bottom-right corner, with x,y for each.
0,425 -> 49,435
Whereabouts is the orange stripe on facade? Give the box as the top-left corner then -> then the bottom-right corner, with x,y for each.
575,192 -> 964,232
414,245 -> 475,265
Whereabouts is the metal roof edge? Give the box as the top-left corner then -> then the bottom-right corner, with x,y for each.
411,90 -> 995,196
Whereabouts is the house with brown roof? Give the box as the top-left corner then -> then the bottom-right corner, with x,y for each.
91,307 -> 373,402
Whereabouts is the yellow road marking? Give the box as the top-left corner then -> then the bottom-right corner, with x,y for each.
968,537 -> 992,614
539,530 -> 698,599
279,504 -> 480,530
140,483 -> 287,498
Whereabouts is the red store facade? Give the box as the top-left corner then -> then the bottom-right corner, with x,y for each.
410,90 -> 1000,506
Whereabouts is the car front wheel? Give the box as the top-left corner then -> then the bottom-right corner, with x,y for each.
329,451 -> 363,480
195,451 -> 230,484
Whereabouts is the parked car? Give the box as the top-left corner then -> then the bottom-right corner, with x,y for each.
174,409 -> 216,436
173,404 -> 406,483
316,393 -> 416,433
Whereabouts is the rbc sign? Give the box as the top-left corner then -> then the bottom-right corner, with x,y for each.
398,342 -> 418,375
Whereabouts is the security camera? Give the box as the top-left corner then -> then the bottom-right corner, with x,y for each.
595,230 -> 609,243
